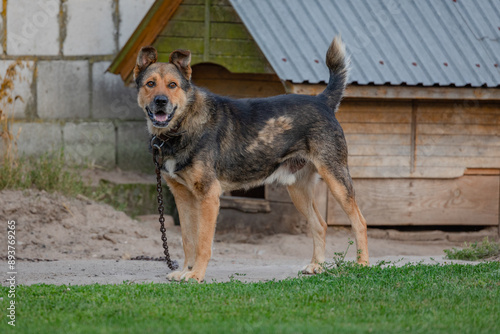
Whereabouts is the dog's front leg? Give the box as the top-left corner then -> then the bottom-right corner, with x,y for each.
165,179 -> 198,281
180,181 -> 221,283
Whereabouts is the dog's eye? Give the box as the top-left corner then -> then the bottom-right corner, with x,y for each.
146,81 -> 155,88
168,82 -> 177,89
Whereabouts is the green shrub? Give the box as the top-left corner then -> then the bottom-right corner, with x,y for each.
0,149 -> 86,196
444,237 -> 500,261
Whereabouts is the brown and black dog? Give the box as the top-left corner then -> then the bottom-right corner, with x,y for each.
134,36 -> 368,282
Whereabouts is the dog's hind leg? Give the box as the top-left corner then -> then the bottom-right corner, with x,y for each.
287,166 -> 328,274
165,179 -> 198,281
316,165 -> 369,265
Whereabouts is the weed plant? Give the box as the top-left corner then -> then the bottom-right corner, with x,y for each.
444,237 -> 500,261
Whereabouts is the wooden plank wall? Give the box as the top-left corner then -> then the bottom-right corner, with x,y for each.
326,99 -> 500,226
336,99 -> 500,179
415,101 -> 500,178
154,0 -> 273,73
336,100 -> 413,178
326,176 -> 500,226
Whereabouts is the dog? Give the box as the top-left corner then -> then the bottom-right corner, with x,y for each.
133,36 -> 369,283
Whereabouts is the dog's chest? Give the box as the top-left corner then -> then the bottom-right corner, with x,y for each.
162,158 -> 187,185
164,159 -> 177,177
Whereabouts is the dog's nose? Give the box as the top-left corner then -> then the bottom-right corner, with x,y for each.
154,95 -> 168,107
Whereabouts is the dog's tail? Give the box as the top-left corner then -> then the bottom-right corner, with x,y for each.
320,36 -> 349,111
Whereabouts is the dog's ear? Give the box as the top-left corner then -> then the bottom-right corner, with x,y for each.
169,49 -> 192,81
134,46 -> 158,80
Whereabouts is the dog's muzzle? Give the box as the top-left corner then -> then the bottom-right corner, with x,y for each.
146,105 -> 176,128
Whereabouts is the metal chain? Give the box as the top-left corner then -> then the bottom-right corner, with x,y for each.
152,147 -> 178,271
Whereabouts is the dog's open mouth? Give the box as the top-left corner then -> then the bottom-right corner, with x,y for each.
147,106 -> 176,128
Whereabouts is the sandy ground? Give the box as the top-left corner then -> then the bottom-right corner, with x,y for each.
0,189 -> 494,286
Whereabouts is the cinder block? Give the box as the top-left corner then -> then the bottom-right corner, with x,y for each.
119,0 -> 156,48
10,122 -> 63,156
63,0 -> 116,55
63,122 -> 116,167
116,121 -> 151,172
6,0 -> 59,55
37,61 -> 90,119
92,62 -> 143,120
0,61 -> 35,119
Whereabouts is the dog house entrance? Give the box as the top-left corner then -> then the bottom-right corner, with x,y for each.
230,186 -> 266,199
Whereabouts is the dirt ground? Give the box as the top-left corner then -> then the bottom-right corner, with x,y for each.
0,189 -> 496,285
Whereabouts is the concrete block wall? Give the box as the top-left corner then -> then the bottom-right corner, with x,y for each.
0,0 -> 155,172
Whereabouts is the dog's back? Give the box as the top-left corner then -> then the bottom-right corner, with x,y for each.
200,37 -> 349,190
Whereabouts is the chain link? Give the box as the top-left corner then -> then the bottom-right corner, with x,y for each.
153,147 -> 178,271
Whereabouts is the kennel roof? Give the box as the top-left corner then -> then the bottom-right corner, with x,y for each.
230,0 -> 500,87
109,0 -> 500,88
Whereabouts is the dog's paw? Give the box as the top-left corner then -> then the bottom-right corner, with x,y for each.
167,270 -> 185,281
301,263 -> 324,275
181,271 -> 205,283
356,254 -> 369,266
357,258 -> 369,266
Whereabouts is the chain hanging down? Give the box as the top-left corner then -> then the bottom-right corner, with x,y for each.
152,143 -> 178,271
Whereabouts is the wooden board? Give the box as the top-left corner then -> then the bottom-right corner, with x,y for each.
342,123 -> 411,134
349,166 -> 413,178
414,101 -> 500,177
210,39 -> 264,57
286,84 -> 500,101
417,100 -> 500,116
172,5 -> 205,21
191,64 -> 284,98
344,134 -> 410,145
417,145 -> 500,157
336,100 -> 414,178
417,135 -> 500,146
155,36 -> 204,53
220,196 -> 270,213
210,5 -> 242,23
325,176 -> 500,226
154,0 -> 272,74
416,157 -> 500,168
161,20 -> 205,38
418,124 -> 499,136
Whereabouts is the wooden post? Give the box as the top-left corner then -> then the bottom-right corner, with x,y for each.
203,0 -> 211,62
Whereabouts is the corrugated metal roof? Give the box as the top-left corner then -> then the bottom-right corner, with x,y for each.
229,0 -> 500,87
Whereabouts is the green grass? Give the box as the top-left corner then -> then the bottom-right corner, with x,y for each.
0,150 -> 86,196
1,262 -> 499,333
445,238 -> 500,261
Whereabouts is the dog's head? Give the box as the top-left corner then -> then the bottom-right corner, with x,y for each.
134,46 -> 192,131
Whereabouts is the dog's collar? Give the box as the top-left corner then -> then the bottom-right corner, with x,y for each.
152,113 -> 187,142
150,120 -> 186,162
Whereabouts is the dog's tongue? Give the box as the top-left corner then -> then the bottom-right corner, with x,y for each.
155,113 -> 168,122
